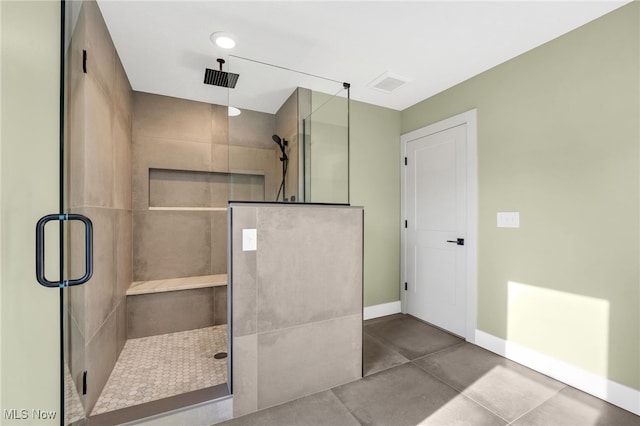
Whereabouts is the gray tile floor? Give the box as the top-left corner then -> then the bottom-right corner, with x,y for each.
220,314 -> 640,426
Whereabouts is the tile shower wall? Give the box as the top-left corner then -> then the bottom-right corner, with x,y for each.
66,0 -> 133,415
132,93 -> 280,281
230,203 -> 363,417
275,90 -> 299,202
127,286 -> 228,338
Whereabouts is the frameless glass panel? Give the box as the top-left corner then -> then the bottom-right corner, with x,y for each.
62,0 -> 136,422
62,1 -> 87,424
227,56 -> 349,203
303,88 -> 350,204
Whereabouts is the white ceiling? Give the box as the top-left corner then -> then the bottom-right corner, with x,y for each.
97,1 -> 630,114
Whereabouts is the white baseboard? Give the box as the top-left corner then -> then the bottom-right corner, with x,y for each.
475,330 -> 640,416
363,301 -> 402,320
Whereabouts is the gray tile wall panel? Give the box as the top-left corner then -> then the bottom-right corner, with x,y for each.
230,204 -> 363,417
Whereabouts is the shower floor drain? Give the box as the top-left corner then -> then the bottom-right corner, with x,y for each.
214,352 -> 228,359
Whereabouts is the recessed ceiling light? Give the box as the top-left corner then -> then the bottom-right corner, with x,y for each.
210,32 -> 236,49
228,106 -> 241,116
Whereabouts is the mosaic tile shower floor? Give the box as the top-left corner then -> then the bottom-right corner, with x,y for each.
91,325 -> 228,415
64,364 -> 85,424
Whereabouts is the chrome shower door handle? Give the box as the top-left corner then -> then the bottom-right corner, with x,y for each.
35,213 -> 93,288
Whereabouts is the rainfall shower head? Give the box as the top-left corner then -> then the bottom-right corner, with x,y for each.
204,58 -> 239,89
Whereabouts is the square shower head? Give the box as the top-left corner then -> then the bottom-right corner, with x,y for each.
204,68 -> 239,88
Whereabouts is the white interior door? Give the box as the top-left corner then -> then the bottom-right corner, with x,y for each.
405,124 -> 467,337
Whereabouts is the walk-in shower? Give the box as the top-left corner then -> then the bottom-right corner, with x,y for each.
61,3 -> 350,423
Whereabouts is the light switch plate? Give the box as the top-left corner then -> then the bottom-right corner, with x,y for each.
242,229 -> 257,251
497,212 -> 520,228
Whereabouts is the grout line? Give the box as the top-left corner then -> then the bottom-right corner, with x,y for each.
85,300 -> 121,346
507,386 -> 566,425
366,337 -> 398,354
254,311 -> 364,337
328,388 -> 366,426
363,315 -> 465,360
411,341 -> 467,362
404,313 -> 464,339
410,359 -> 465,394
362,332 -> 410,376
409,346 -> 569,425
69,306 -> 86,343
361,329 -> 399,351
409,361 -> 511,424
134,134 -> 213,146
148,207 -> 228,211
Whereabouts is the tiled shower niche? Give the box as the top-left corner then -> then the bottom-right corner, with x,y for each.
149,168 -> 265,208
132,91 -> 281,283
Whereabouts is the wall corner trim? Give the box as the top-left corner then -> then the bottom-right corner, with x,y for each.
474,330 -> 640,416
364,301 -> 402,320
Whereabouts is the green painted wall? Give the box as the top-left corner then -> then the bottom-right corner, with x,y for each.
402,3 -> 640,390
307,90 -> 350,203
1,1 -> 61,423
351,101 -> 401,307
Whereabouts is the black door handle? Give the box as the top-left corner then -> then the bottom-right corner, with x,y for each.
446,238 -> 465,246
36,213 -> 93,288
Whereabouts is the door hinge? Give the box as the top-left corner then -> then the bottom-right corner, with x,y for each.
404,282 -> 408,291
83,49 -> 87,74
404,220 -> 407,228
82,371 -> 87,395
404,157 -> 407,166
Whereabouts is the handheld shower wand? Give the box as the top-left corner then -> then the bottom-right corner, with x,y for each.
272,134 -> 288,160
272,134 -> 288,201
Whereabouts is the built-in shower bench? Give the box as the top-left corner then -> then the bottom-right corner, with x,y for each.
126,274 -> 227,295
126,274 -> 228,339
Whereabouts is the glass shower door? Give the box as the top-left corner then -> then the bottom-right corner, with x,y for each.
59,0 -> 135,422
61,1 -> 92,423
33,1 -> 94,424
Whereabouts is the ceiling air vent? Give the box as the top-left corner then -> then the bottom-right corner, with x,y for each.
367,72 -> 409,93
